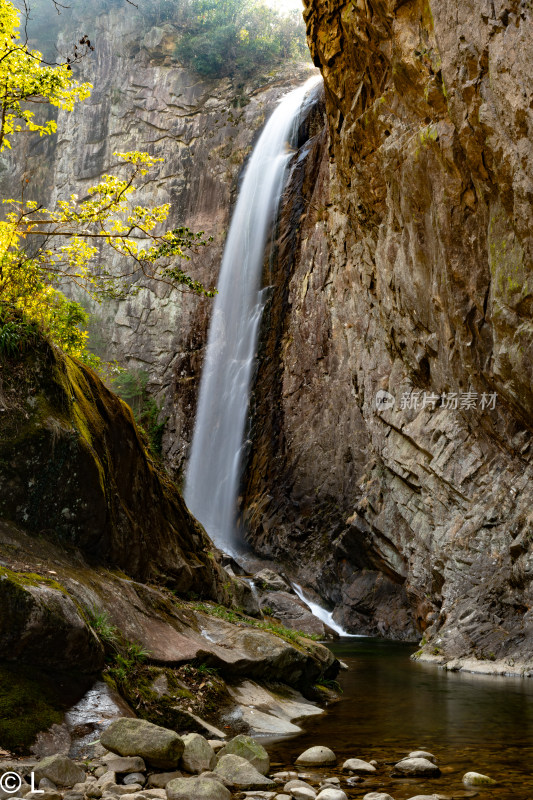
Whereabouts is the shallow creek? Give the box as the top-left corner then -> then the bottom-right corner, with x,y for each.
267,638 -> 533,800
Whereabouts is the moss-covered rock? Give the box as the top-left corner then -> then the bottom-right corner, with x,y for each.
216,735 -> 269,775
0,337 -> 225,599
100,717 -> 184,769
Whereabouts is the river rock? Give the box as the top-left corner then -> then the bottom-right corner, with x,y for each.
214,755 -> 275,790
146,772 -> 182,789
104,785 -> 143,794
393,758 -> 441,777
166,776 -> 231,800
208,742 -> 226,753
272,772 -> 298,783
97,772 -> 116,789
255,569 -> 291,592
463,772 -> 497,786
319,778 -> 340,787
290,789 -> 317,800
363,794 -> 395,800
408,751 -> 436,763
295,747 -> 336,766
217,735 -> 269,775
105,757 -> 146,774
316,789 -> 348,800
122,774 -> 145,786
33,756 -> 86,787
101,719 -> 184,769
181,734 -> 216,774
342,758 -> 376,774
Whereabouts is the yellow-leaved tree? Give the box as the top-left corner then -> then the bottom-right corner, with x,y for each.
0,0 -> 214,364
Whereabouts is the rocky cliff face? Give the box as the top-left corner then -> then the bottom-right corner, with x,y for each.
16,2 -> 315,482
242,0 -> 533,671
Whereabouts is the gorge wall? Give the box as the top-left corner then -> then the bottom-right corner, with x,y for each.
16,0 -> 533,672
242,0 -> 533,670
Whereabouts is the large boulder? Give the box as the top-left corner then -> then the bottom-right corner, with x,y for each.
180,734 -> 216,774
166,776 -> 230,800
33,755 -> 86,787
259,591 -> 337,639
214,755 -> 275,790
216,735 -> 269,775
255,569 -> 292,593
100,719 -> 183,769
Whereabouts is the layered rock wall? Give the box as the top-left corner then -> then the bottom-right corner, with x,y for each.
243,0 -> 533,669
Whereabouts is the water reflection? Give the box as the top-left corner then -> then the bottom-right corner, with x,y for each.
267,638 -> 533,800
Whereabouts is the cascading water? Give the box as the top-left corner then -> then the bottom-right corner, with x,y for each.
185,75 -> 321,554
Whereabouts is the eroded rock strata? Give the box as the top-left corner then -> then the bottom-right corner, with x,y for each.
242,0 -> 533,670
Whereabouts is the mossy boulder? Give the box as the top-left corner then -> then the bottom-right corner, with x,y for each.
463,772 -> 497,786
0,338 -> 225,598
0,662 -> 91,754
0,567 -> 104,671
216,735 -> 269,775
100,718 -> 184,769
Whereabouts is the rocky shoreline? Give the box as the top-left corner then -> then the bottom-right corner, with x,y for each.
0,719 -> 499,800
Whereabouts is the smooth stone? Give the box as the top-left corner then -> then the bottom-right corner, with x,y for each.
26,793 -> 61,800
316,789 -> 348,800
284,780 -> 315,792
208,741 -> 225,753
87,787 -> 103,798
122,774 -> 145,786
95,768 -> 108,779
97,772 -> 117,789
166,776 -> 231,800
295,747 -> 336,767
214,755 -> 275,790
146,772 -> 182,789
33,755 -> 86,787
319,778 -> 340,787
408,752 -> 437,764
239,793 -> 276,799
101,719 -> 184,769
463,772 -> 497,786
405,796 -> 440,800
393,758 -> 441,777
274,796 -> 291,800
63,794 -> 84,800
118,792 -> 167,800
217,735 -> 269,776
181,734 -> 216,774
104,786 -> 143,795
272,772 -> 298,783
342,758 -> 376,774
105,757 -> 146,774
363,794 -> 396,800
291,789 -> 317,800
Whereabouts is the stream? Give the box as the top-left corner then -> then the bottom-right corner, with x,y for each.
267,638 -> 533,800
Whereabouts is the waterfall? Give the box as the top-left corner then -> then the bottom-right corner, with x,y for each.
292,584 -> 359,638
185,75 -> 321,553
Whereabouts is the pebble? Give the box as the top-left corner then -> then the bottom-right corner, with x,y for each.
295,747 -> 336,767
271,773 -> 298,783
393,758 -> 441,777
341,758 -> 376,774
408,751 -> 437,764
363,794 -> 395,800
463,772 -> 497,786
316,789 -> 348,800
284,780 -> 315,792
291,789 -> 317,800
122,774 -> 146,786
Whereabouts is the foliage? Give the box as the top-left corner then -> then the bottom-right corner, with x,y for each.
191,601 -> 321,643
1,1 -> 215,366
173,0 -> 309,80
112,368 -> 167,457
0,0 -> 92,150
86,606 -> 150,684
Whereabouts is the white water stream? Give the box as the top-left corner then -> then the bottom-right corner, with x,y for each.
292,583 -> 358,638
185,75 -> 321,553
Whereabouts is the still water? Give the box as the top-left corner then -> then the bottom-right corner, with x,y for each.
268,638 -> 533,800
